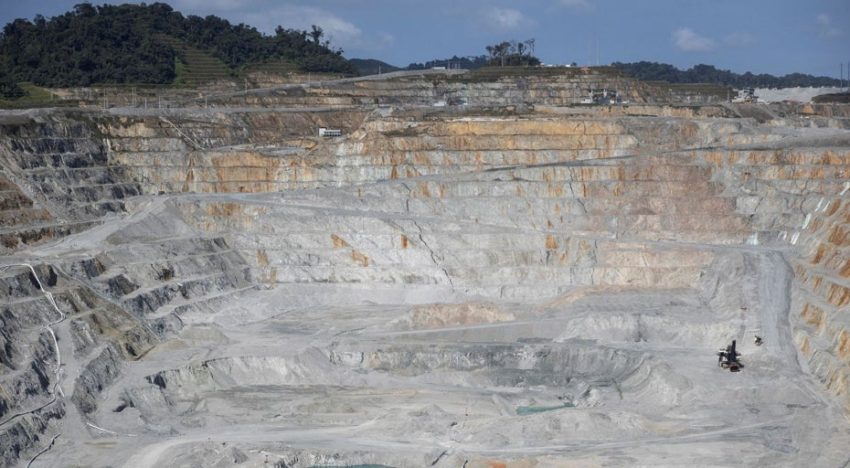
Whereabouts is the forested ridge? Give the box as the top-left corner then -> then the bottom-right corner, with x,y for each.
0,2 -> 357,94
613,61 -> 841,88
362,56 -> 838,91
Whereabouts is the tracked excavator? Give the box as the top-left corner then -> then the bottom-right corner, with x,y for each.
718,340 -> 742,372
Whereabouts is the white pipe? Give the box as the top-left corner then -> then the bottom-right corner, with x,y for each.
0,263 -> 68,466
25,433 -> 60,468
86,422 -> 137,437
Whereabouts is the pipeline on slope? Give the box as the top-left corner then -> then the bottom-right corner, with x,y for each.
0,263 -> 66,397
0,263 -> 66,465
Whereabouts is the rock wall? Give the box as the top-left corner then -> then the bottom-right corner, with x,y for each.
155,111 -> 850,301
202,69 -> 731,108
0,108 -> 370,254
0,264 -> 157,466
0,113 -> 127,252
792,189 -> 850,414
0,112 -> 268,465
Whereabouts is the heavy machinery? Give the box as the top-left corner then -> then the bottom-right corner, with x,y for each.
581,88 -> 621,105
733,88 -> 758,103
718,340 -> 742,372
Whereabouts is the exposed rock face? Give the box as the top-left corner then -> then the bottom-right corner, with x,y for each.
1,71 -> 850,467
793,192 -> 850,414
200,69 -> 731,108
0,263 -> 157,466
392,303 -> 515,330
0,115 -> 116,252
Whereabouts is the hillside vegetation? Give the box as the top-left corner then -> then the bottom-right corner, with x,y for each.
0,2 -> 357,93
614,62 -> 841,89
350,59 -> 400,76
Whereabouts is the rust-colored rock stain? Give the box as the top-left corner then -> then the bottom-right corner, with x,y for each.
351,250 -> 369,267
331,234 -> 350,248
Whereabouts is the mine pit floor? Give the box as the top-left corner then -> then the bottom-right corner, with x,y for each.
35,271 -> 850,468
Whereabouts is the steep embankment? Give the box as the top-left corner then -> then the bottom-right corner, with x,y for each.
193,67 -> 730,108
792,185 -> 850,414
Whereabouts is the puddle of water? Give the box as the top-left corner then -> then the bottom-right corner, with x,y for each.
309,465 -> 395,468
516,402 -> 575,416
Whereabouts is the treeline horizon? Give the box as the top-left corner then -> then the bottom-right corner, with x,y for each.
0,2 -> 842,97
0,2 -> 357,97
358,57 -> 843,89
612,61 -> 841,89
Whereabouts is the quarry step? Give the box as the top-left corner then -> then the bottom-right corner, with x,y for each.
119,267 -> 252,315
146,284 -> 258,321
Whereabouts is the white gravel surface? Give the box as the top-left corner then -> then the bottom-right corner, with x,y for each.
754,86 -> 847,103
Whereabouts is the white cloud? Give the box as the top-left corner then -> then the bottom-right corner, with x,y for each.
375,33 -> 395,49
485,7 -> 534,31
244,5 -> 393,53
815,13 -> 843,38
245,6 -> 360,43
559,0 -> 591,9
266,6 -> 361,43
672,27 -> 715,52
723,32 -> 754,47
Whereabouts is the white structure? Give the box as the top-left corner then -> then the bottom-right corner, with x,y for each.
318,127 -> 342,137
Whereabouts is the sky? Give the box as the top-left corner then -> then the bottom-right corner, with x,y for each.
1,0 -> 848,77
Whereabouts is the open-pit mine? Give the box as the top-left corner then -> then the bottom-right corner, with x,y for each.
2,68 -> 850,467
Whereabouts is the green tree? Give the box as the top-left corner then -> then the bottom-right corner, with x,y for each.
483,39 -> 540,67
310,25 -> 323,45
